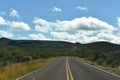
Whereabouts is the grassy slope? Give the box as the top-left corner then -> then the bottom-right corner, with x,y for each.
0,57 -> 58,80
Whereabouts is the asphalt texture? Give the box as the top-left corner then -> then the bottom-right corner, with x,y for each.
69,57 -> 120,80
17,57 -> 120,80
17,57 -> 66,80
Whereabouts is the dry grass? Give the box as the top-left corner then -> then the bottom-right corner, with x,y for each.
74,57 -> 96,65
103,66 -> 120,75
0,58 -> 58,80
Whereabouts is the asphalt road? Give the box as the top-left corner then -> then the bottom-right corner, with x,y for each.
17,57 -> 120,80
17,57 -> 66,80
69,57 -> 120,80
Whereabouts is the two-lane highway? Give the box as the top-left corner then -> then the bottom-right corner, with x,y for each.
17,57 -> 120,80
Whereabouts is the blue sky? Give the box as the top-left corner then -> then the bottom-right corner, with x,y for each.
0,0 -> 120,44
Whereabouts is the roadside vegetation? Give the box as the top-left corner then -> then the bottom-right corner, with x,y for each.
0,46 -> 58,66
0,37 -> 120,79
0,57 -> 58,80
72,43 -> 120,75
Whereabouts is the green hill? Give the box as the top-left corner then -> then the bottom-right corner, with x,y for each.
0,37 -> 120,67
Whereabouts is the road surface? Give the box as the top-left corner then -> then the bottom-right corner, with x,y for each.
17,57 -> 120,80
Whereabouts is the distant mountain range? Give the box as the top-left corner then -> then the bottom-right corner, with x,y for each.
0,37 -> 120,53
0,37 -> 120,67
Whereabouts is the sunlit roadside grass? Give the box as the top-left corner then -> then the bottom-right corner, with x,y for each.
74,57 -> 120,76
0,57 -> 58,80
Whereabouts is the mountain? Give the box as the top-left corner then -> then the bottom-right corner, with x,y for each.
0,37 -> 12,44
0,37 -> 120,53
0,38 -> 75,52
0,37 -> 120,67
80,41 -> 120,52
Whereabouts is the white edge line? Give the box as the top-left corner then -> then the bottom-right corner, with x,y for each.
16,59 -> 59,80
16,66 -> 44,80
75,58 -> 120,78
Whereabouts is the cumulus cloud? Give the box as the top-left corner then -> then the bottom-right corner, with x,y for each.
33,17 -> 53,33
29,33 -> 50,40
50,31 -> 120,44
117,18 -> 120,27
33,17 -> 115,32
0,30 -> 13,38
0,15 -> 118,44
32,17 -> 118,43
0,16 -> 30,31
56,17 -> 115,31
10,21 -> 31,31
50,31 -> 95,43
0,16 -> 8,25
35,25 -> 49,33
97,32 -> 120,43
51,7 -> 62,12
76,6 -> 88,10
0,16 -> 31,31
10,8 -> 20,18
51,32 -> 74,40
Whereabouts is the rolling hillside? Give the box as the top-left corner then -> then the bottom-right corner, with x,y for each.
0,37 -> 120,67
0,37 -> 120,52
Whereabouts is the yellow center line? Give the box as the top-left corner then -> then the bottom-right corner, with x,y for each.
66,58 -> 69,80
66,57 -> 74,80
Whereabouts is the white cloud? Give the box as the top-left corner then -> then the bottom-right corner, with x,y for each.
56,17 -> 115,31
51,7 -> 62,12
0,16 -> 30,31
35,25 -> 49,33
0,15 -> 117,44
50,31 -> 120,44
97,32 -> 120,43
33,17 -> 53,33
32,17 -> 118,43
76,6 -> 88,10
29,33 -> 50,40
0,30 -> 13,38
117,18 -> 120,27
10,8 -> 20,18
51,32 -> 74,41
10,21 -> 31,31
33,17 -> 115,32
50,32 -> 78,43
50,31 -> 97,43
0,16 -> 8,25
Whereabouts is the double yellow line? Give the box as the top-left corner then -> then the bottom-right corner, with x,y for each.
66,57 -> 74,80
